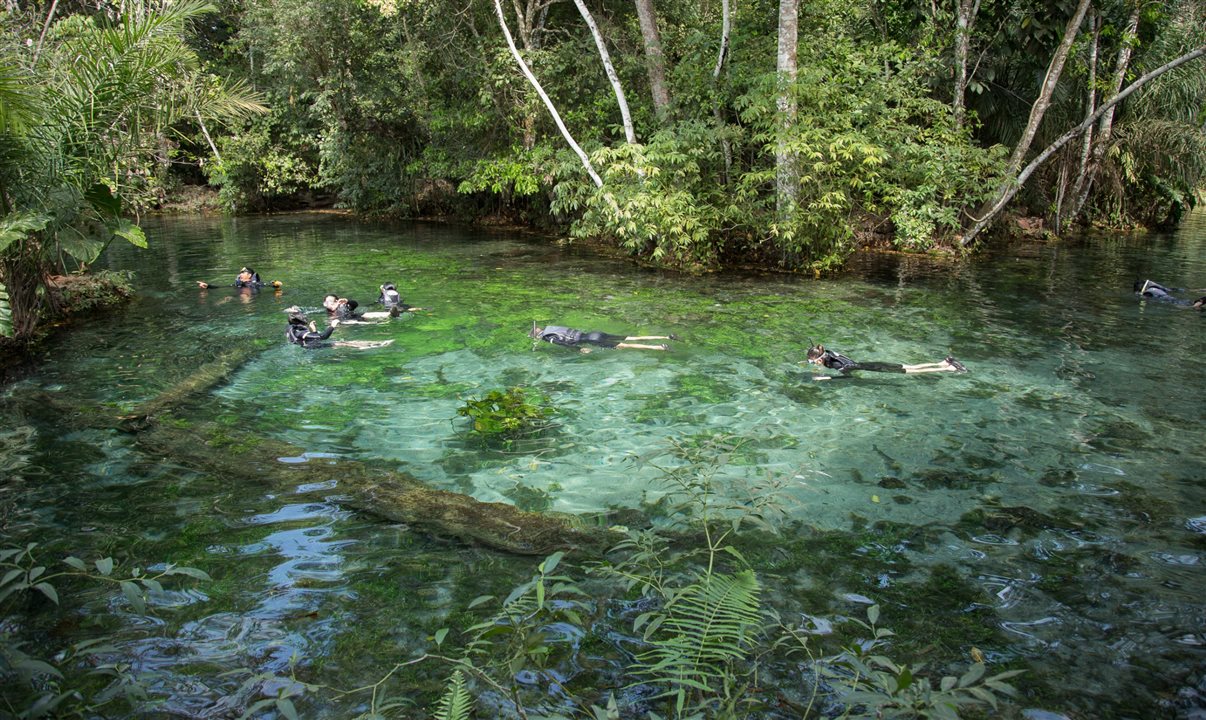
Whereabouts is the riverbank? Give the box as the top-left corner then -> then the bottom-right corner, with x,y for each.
0,271 -> 134,382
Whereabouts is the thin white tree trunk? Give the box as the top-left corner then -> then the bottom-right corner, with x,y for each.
952,0 -> 980,129
1058,11 -> 1099,233
963,0 -> 1091,244
196,109 -> 222,165
493,0 -> 603,187
1068,7 -> 1140,223
713,0 -> 733,183
1003,0 -> 1092,178
775,0 -> 799,219
962,44 -> 1206,246
635,0 -> 672,120
572,0 -> 636,145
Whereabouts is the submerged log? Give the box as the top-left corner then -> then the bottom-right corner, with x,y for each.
18,340 -> 613,555
137,417 -> 607,556
118,341 -> 272,430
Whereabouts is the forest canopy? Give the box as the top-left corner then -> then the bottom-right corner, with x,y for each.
1,0 -> 1204,286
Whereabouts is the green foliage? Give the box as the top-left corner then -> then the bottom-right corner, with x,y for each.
456,386 -> 555,446
456,550 -> 589,694
0,281 -> 11,337
631,569 -> 763,714
0,543 -> 211,717
432,670 -> 472,720
0,1 -> 264,337
822,605 -> 1024,720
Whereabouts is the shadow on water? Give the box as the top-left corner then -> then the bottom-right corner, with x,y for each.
1,212 -> 1203,717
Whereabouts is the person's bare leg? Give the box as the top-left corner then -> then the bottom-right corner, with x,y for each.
615,342 -> 669,350
902,357 -> 966,373
624,335 -> 674,341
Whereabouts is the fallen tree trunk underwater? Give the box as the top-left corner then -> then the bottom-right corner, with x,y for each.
27,344 -> 612,556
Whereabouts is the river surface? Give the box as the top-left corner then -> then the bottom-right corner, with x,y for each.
1,213 -> 1203,718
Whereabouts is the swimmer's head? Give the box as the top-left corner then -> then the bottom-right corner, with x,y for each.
381,283 -> 397,292
529,323 -> 543,339
805,344 -> 826,364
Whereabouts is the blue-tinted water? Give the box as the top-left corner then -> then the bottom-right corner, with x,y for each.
1,212 -> 1203,717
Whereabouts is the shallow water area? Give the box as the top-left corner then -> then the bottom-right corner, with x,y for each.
1,212 -> 1204,717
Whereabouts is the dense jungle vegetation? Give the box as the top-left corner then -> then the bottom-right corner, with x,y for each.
0,0 -> 1204,339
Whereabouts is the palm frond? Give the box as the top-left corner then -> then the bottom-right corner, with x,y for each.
432,670 -> 473,720
0,61 -> 40,135
631,570 -> 762,698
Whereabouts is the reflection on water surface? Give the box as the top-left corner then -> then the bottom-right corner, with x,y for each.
1,212 -> 1203,717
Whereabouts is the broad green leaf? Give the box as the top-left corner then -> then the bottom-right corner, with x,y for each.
33,582 -> 59,604
113,219 -> 148,249
63,556 -> 87,571
120,580 -> 146,613
95,557 -> 114,576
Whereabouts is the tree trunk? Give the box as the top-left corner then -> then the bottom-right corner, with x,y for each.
35,344 -> 609,557
1056,11 -> 1099,234
493,0 -> 603,187
962,0 -> 1091,244
962,44 -> 1206,246
713,0 -> 733,183
634,0 -> 672,120
775,0 -> 799,220
1066,7 -> 1141,224
952,0 -> 979,129
572,0 -> 636,144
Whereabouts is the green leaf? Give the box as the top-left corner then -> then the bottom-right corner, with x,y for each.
867,604 -> 880,625
467,594 -> 494,609
95,557 -> 114,576
958,663 -> 986,687
275,698 -> 300,720
63,556 -> 87,571
541,551 -> 565,576
113,219 -> 148,249
120,580 -> 146,613
33,582 -> 59,604
434,628 -> 449,646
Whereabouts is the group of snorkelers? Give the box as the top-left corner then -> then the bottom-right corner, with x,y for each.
200,268 -> 1198,380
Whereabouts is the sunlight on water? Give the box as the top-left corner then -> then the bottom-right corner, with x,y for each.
2,212 -> 1203,716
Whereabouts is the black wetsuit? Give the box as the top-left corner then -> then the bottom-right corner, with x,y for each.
286,322 -> 335,348
202,273 -> 267,289
1135,280 -> 1204,308
812,348 -> 906,375
537,325 -> 626,348
378,287 -> 412,311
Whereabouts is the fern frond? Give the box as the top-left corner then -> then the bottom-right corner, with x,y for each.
432,670 -> 473,720
631,570 -> 762,696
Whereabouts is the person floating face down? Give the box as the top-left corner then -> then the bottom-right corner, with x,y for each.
196,267 -> 281,290
1134,280 -> 1205,309
284,307 -> 394,349
377,283 -> 423,314
805,344 -> 967,381
529,323 -> 675,352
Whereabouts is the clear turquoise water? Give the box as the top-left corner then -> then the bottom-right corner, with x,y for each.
1,213 -> 1203,717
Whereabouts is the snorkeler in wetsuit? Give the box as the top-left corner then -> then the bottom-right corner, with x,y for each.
1134,280 -> 1205,309
377,283 -> 423,314
805,344 -> 966,380
323,293 -> 362,320
196,267 -> 281,290
530,324 -> 674,351
285,309 -> 394,349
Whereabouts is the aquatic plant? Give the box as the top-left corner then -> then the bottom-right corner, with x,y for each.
456,386 -> 556,446
0,543 -> 210,716
818,605 -> 1024,720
